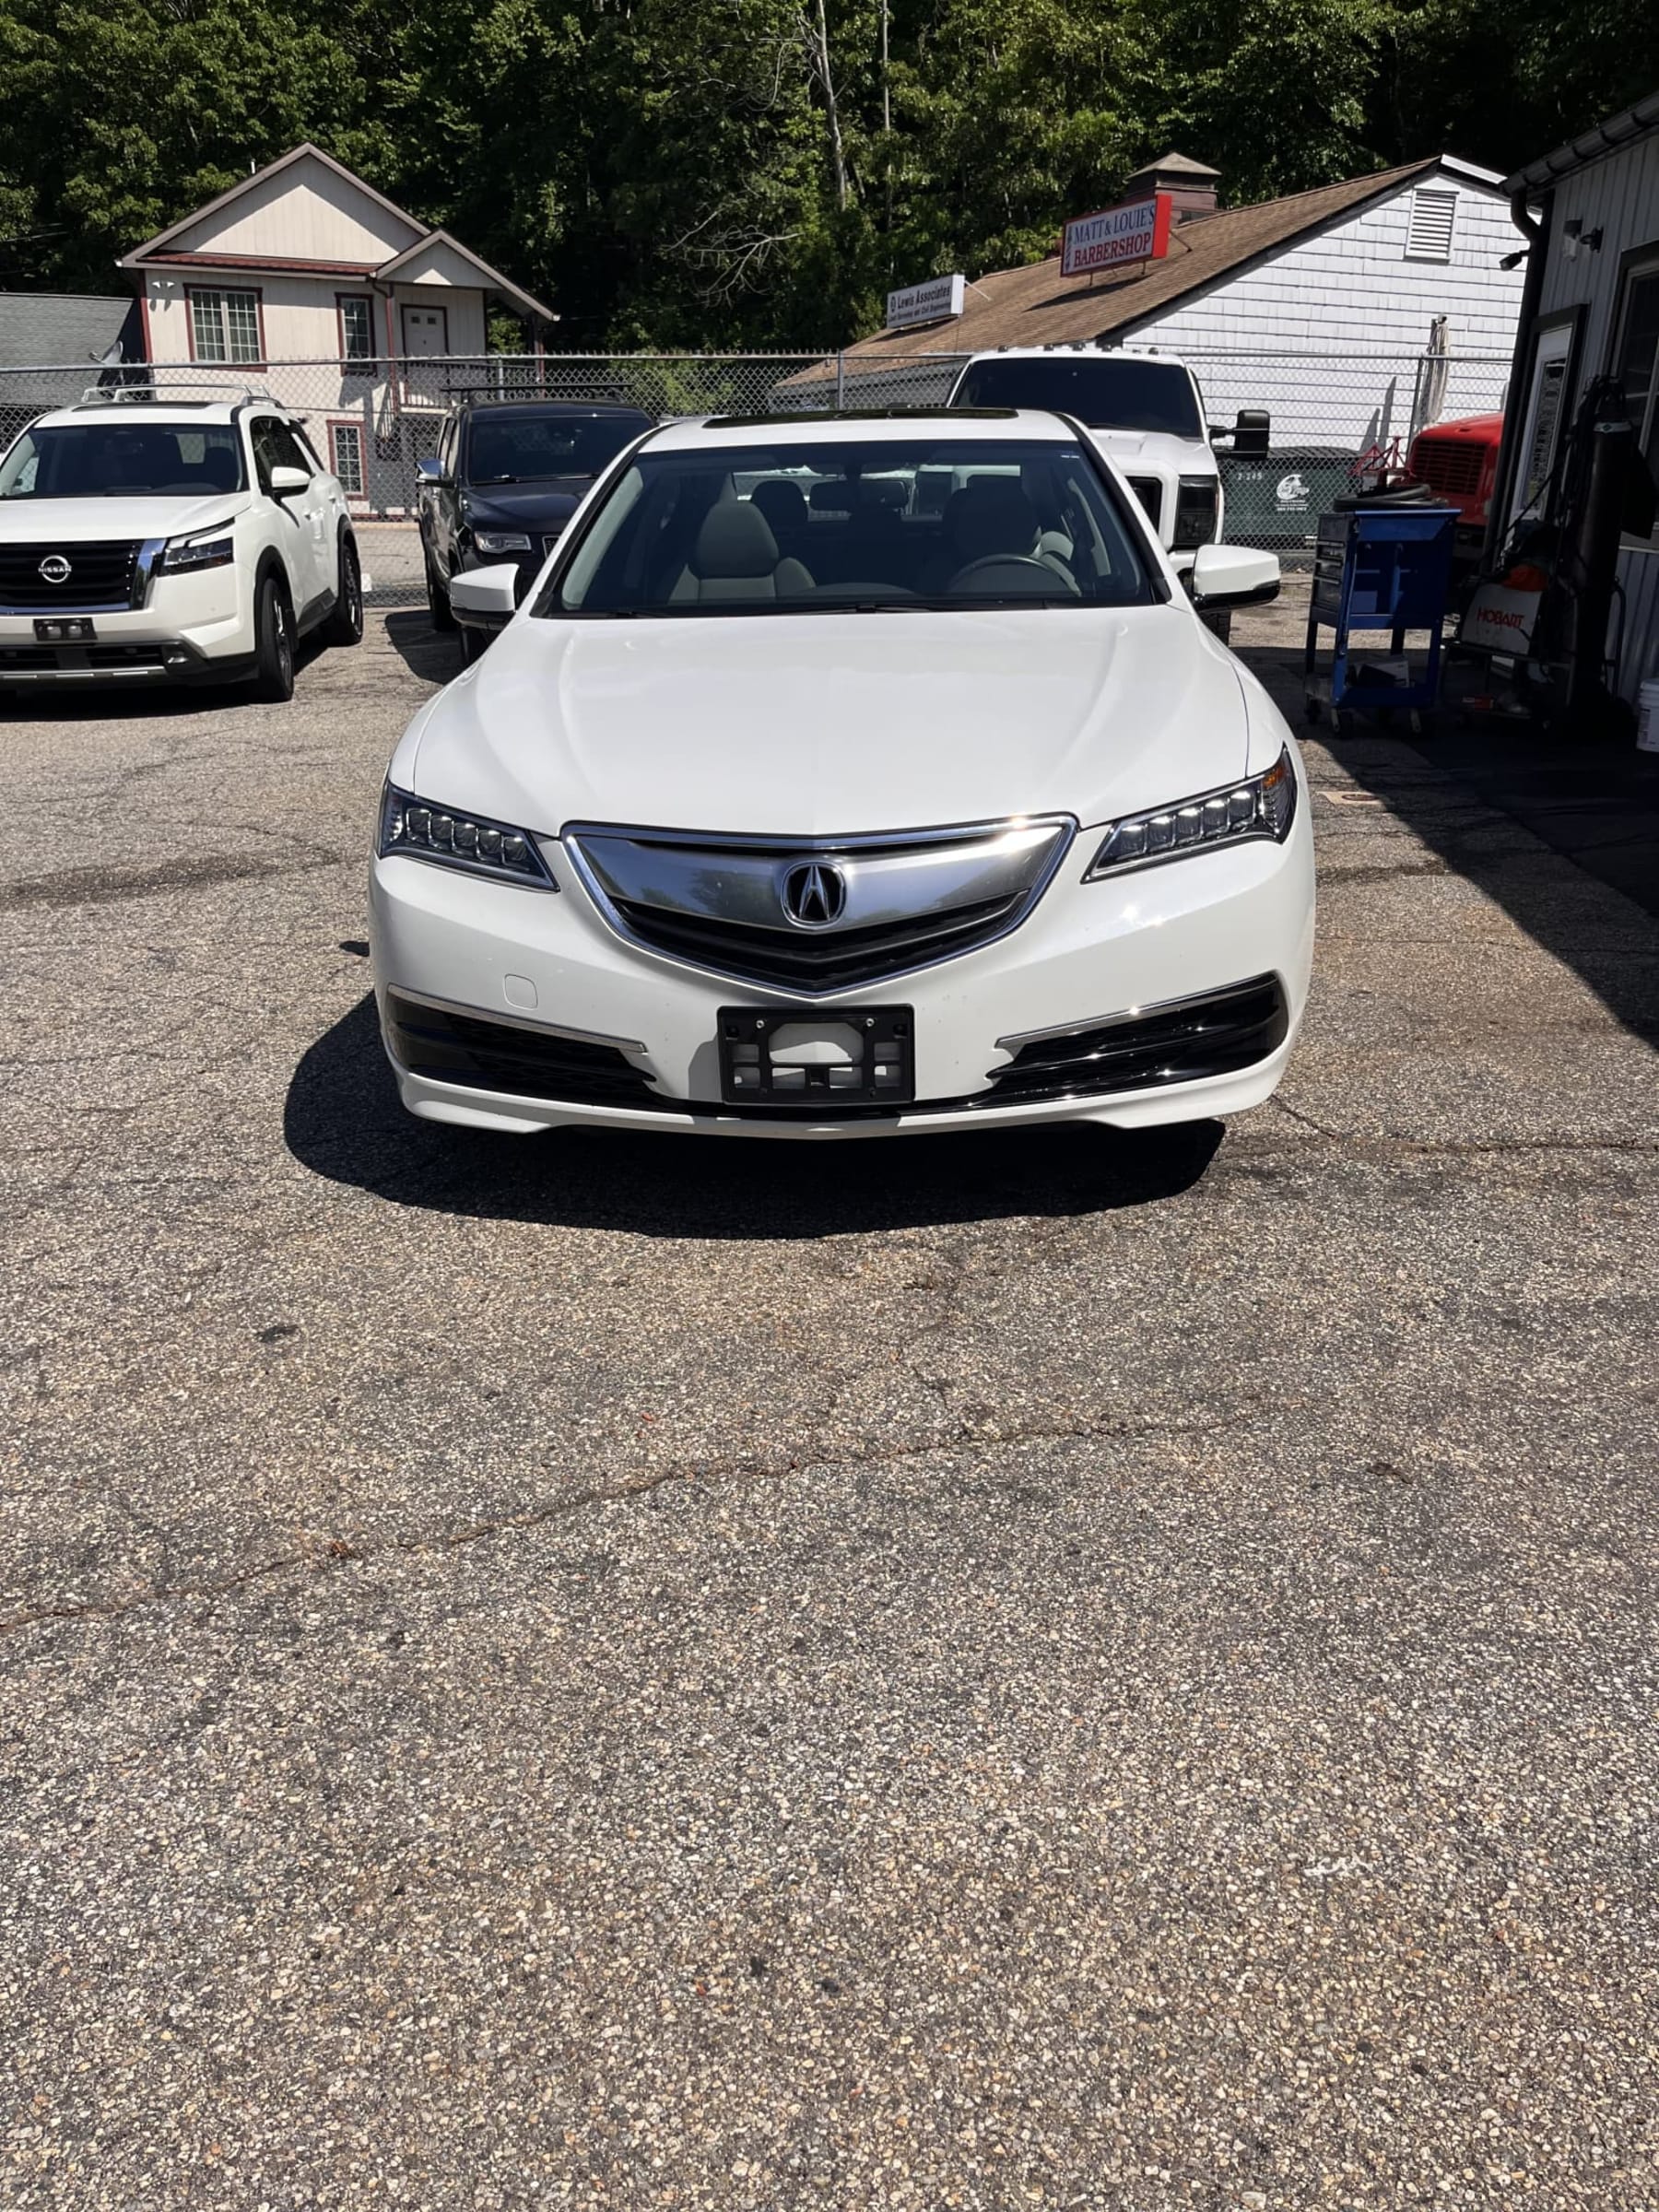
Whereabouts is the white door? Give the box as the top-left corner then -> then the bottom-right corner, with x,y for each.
401,305 -> 448,407
252,415 -> 334,611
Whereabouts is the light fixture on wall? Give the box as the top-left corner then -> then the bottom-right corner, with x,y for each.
1562,218 -> 1605,258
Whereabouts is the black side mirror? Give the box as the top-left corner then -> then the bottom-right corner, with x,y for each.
1230,409 -> 1271,460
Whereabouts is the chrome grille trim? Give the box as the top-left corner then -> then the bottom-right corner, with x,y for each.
560,816 -> 1076,994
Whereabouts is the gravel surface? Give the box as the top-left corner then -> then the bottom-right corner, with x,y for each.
3,606 -> 1657,2208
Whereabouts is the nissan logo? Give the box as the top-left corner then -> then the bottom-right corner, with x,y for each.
780,860 -> 847,930
39,554 -> 72,585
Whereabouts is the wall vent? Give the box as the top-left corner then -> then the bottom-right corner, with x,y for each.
1406,186 -> 1458,263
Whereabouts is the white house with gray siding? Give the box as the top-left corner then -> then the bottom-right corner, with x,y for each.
816,154 -> 1529,451
1498,91 -> 1659,700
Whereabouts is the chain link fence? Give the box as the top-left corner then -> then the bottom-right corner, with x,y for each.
0,347 -> 1510,604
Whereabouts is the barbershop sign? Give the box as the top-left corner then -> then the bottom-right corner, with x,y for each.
1061,193 -> 1173,278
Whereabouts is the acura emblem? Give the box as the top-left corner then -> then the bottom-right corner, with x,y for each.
780,860 -> 847,930
39,554 -> 72,585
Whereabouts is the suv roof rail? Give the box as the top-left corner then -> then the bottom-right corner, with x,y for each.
72,380 -> 276,408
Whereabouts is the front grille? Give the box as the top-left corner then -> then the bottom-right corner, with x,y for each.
384,994 -> 657,1107
1127,477 -> 1163,531
0,541 -> 140,609
568,818 -> 1072,995
985,974 -> 1288,1104
610,890 -> 1027,994
1411,437 -> 1485,497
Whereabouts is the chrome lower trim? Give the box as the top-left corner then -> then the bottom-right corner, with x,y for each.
994,972 -> 1281,1053
382,982 -> 648,1056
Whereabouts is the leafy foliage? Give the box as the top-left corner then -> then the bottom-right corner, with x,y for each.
1,0 -> 1655,343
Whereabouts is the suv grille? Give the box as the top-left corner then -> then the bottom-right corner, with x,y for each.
567,819 -> 1074,995
0,541 -> 141,609
987,975 -> 1288,1103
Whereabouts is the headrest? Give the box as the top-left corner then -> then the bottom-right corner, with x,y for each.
750,480 -> 809,534
201,446 -> 239,491
690,499 -> 781,579
809,479 -> 853,512
947,477 -> 1041,563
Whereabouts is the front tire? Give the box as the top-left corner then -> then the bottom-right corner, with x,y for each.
425,549 -> 455,632
458,624 -> 488,667
252,572 -> 296,703
1200,607 -> 1234,644
322,535 -> 364,647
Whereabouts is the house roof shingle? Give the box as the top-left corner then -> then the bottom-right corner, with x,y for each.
0,291 -> 141,371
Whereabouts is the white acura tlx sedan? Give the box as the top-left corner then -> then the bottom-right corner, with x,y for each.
369,408 -> 1314,1140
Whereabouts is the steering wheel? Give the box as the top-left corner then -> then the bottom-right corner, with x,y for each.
947,554 -> 1077,594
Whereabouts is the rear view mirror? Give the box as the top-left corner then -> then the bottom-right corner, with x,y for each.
449,565 -> 520,619
1230,410 -> 1271,459
1190,542 -> 1280,608
269,465 -> 311,497
417,456 -> 448,488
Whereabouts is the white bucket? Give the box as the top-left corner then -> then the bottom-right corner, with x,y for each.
1640,677 -> 1659,754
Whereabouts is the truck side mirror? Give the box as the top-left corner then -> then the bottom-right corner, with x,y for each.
1230,410 -> 1271,460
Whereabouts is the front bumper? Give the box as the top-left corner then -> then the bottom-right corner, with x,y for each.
369,794 -> 1315,1138
0,566 -> 252,685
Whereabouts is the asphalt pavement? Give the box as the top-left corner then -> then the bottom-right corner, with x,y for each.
3,605 -> 1657,2209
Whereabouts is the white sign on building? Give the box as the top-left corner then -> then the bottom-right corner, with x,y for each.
885,274 -> 967,331
1062,194 -> 1173,278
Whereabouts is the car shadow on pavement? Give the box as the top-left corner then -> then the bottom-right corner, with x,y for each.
1238,644 -> 1659,1048
381,608 -> 463,685
285,993 -> 1224,1236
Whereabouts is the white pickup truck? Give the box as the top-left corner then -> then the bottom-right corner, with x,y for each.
947,347 -> 1268,633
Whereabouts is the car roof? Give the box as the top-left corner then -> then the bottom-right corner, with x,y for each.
959,347 -> 1193,368
456,399 -> 653,418
643,407 -> 1082,452
31,401 -> 274,430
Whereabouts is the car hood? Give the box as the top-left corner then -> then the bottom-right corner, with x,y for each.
409,606 -> 1248,838
461,480 -> 591,529
0,494 -> 249,542
1086,429 -> 1217,476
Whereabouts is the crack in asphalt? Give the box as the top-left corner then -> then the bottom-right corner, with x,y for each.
0,850 -> 345,912
0,1405 -> 1266,1640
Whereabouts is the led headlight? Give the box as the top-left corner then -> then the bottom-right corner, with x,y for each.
159,532 -> 235,572
378,783 -> 556,888
1084,746 -> 1297,880
471,529 -> 533,555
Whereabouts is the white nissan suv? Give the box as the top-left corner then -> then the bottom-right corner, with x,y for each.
0,388 -> 362,700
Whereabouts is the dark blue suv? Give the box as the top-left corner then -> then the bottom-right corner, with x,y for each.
418,400 -> 653,658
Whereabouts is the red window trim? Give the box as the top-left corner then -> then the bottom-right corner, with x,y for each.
184,283 -> 267,371
326,416 -> 369,498
335,291 -> 377,369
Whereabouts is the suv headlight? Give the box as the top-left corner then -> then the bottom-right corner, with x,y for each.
378,783 -> 556,888
1172,477 -> 1219,550
159,531 -> 235,572
1084,746 -> 1297,879
471,529 -> 533,555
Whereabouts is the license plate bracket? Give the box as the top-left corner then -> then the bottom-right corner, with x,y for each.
717,1006 -> 914,1106
34,617 -> 96,642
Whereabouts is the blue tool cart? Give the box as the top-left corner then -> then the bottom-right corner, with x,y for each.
1303,504 -> 1459,734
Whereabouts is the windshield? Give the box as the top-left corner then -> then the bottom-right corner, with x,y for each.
953,358 -> 1204,439
543,436 -> 1156,617
0,421 -> 248,500
464,413 -> 650,485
